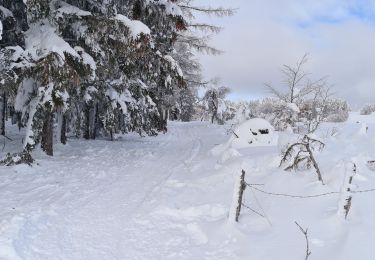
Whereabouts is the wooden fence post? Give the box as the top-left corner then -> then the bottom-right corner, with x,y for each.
229,170 -> 247,222
343,163 -> 356,219
339,163 -> 356,219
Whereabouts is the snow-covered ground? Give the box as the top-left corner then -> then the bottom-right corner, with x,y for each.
1,113 -> 375,259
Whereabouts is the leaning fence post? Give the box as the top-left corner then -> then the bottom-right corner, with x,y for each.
229,169 -> 247,222
344,163 -> 356,219
339,163 -> 356,219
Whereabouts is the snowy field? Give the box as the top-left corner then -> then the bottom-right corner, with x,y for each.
1,113 -> 375,260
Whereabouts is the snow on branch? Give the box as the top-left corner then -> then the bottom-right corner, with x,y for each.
24,22 -> 80,62
179,5 -> 235,17
187,23 -> 222,33
53,1 -> 92,18
114,14 -> 151,39
280,135 -> 325,184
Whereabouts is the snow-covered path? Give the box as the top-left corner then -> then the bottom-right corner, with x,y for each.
0,122 -> 230,259
2,114 -> 375,260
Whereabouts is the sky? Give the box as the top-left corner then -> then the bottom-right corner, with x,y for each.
197,0 -> 375,106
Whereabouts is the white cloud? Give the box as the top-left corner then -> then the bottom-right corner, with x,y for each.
198,0 -> 375,105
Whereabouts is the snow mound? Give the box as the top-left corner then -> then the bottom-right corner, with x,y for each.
231,118 -> 275,149
358,123 -> 368,135
153,204 -> 227,222
219,148 -> 242,163
210,118 -> 276,157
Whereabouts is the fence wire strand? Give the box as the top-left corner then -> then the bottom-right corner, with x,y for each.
246,182 -> 375,198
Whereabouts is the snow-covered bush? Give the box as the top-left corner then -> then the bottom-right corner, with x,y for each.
280,135 -> 325,184
360,104 -> 375,115
257,98 -> 299,131
322,98 -> 349,122
0,150 -> 34,166
212,93 -> 350,133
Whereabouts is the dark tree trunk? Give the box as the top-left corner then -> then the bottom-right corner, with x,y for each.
90,102 -> 99,139
306,143 -> 324,184
17,112 -> 23,131
74,103 -> 81,138
41,111 -> 53,156
83,104 -> 90,140
61,113 -> 67,145
0,93 -> 6,136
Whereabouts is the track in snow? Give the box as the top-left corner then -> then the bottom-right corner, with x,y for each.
0,122 -> 227,260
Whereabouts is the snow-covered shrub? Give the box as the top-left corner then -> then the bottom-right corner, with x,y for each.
257,98 -> 299,131
280,135 -> 325,184
323,98 -> 349,122
360,104 -> 375,115
326,112 -> 347,123
0,150 -> 34,166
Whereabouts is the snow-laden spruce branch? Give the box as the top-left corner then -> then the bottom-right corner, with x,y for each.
178,5 -> 236,17
187,23 -> 222,33
176,33 -> 223,55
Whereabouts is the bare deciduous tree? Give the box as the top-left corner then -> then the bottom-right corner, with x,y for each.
265,53 -> 332,134
300,84 -> 333,133
266,53 -> 319,105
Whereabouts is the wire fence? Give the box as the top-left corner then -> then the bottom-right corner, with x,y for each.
236,168 -> 375,223
245,182 -> 375,199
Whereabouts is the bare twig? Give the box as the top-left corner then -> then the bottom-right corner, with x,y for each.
2,135 -> 13,141
226,125 -> 239,138
232,130 -> 239,138
280,135 -> 325,184
295,221 -> 311,260
178,5 -> 236,16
